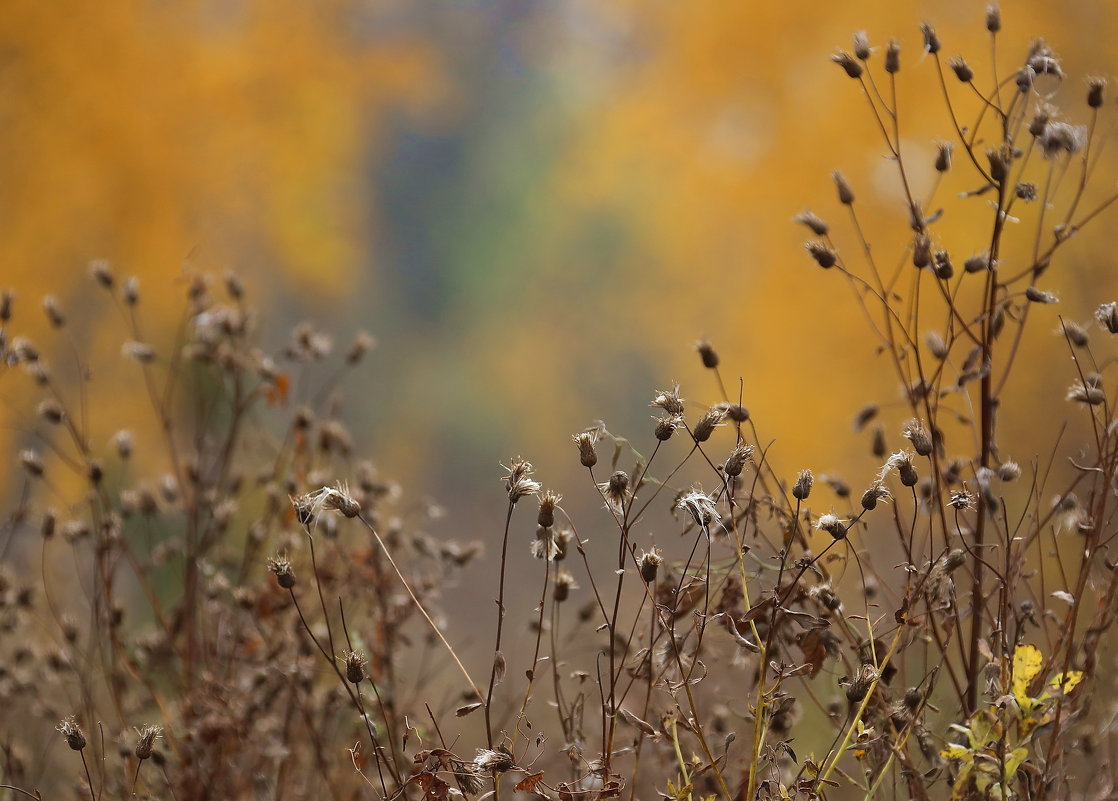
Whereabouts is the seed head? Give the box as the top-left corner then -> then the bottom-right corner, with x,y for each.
692,406 -> 726,443
1025,287 -> 1058,304
832,50 -> 863,79
805,240 -> 838,269
503,459 -> 541,504
852,403 -> 878,432
860,482 -> 891,511
815,513 -> 847,540
654,415 -> 681,441
572,430 -> 598,468
267,554 -> 296,589
346,331 -> 377,365
724,442 -> 753,477
113,430 -> 134,459
1095,302 -> 1118,334
537,490 -> 561,528
19,448 -> 43,478
1088,76 -> 1107,108
882,451 -> 918,487
902,419 -> 933,457
42,296 -> 66,329
853,31 -> 871,60
134,726 -> 163,760
90,260 -> 114,289
792,469 -> 814,501
599,470 -> 630,513
845,664 -> 879,703
57,718 -> 87,751
1028,44 -> 1063,80
1017,66 -> 1035,93
676,489 -> 720,529
1058,320 -> 1089,348
639,548 -> 663,583
553,569 -> 578,602
694,339 -> 719,369
122,277 -> 140,306
651,386 -> 685,416
932,250 -> 954,280
474,747 -> 514,774
1016,182 -> 1038,201
948,57 -> 973,83
344,650 -> 367,684
925,330 -> 948,360
986,148 -> 1010,183
832,171 -> 855,205
884,39 -> 900,73
920,22 -> 940,54
934,142 -> 953,173
794,210 -> 829,236
1067,377 -> 1105,406
1039,123 -> 1086,159
0,289 -> 12,322
998,461 -> 1021,481
714,401 -> 750,422
37,399 -> 65,424
122,341 -> 156,364
985,4 -> 1001,33
912,232 -> 932,269
948,488 -> 975,511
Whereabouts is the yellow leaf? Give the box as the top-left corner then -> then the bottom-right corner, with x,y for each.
940,745 -> 971,762
1013,644 -> 1044,705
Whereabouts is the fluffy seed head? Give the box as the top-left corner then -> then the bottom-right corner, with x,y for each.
861,483 -> 892,511
792,469 -> 814,501
344,650 -> 367,684
639,548 -> 663,583
600,471 -> 630,513
503,459 -> 541,503
853,31 -> 871,60
57,718 -> 86,751
934,142 -> 953,172
134,726 -> 163,760
832,171 -> 855,205
815,513 -> 847,540
884,39 -> 900,73
805,240 -> 838,269
949,57 -> 973,82
572,430 -> 599,468
724,442 -> 753,477
695,339 -> 719,369
267,555 -> 296,589
832,50 -> 863,79
1088,76 -> 1107,108
474,747 -> 514,773
1095,302 -> 1118,334
553,569 -> 578,602
537,490 -> 561,528
795,210 -> 829,236
676,489 -> 720,529
651,386 -> 685,416
985,4 -> 1001,33
902,419 -> 933,456
89,260 -> 114,289
920,22 -> 940,54
692,406 -> 727,443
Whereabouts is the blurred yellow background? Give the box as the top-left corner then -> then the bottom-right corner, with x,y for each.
2,0 -> 1116,522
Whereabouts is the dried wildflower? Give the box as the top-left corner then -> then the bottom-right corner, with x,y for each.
852,30 -> 871,60
676,489 -> 720,529
267,555 -> 296,589
925,330 -> 948,360
810,584 -> 842,611
292,483 -> 361,524
1058,320 -> 1089,348
1095,302 -> 1118,333
805,240 -> 838,269
12,337 -> 39,362
122,341 -> 156,363
1067,377 -> 1105,406
37,398 -> 64,424
1025,287 -> 1058,304
902,419 -> 933,456
453,761 -> 485,796
695,338 -> 719,369
42,296 -> 65,328
1028,44 -> 1063,80
1088,76 -> 1107,108
639,548 -> 663,583
651,386 -> 685,416
948,57 -> 973,82
714,401 -> 749,422
882,451 -> 918,487
912,232 -> 931,269
792,469 -> 814,501
985,4 -> 1001,33
832,50 -> 863,79
122,277 -> 139,306
474,746 -> 514,774
692,406 -> 726,443
964,253 -> 990,273
932,250 -> 954,280
815,513 -> 847,540
346,331 -> 377,365
90,260 -> 114,288
0,289 -> 11,322
1017,66 -> 1035,93
532,526 -> 563,560
920,22 -> 940,54
538,490 -> 561,528
852,403 -> 878,432
998,461 -> 1021,481
343,650 -> 367,684
948,488 -> 975,511
57,718 -> 87,751
884,39 -> 900,73
599,471 -> 630,513
572,430 -> 599,467
860,482 -> 891,511
724,442 -> 753,477
134,725 -> 163,760
19,448 -> 43,478
113,430 -> 133,459
986,147 -> 1010,182
795,210 -> 829,236
503,459 -> 541,504
832,171 -> 855,205
844,663 -> 879,703
1039,123 -> 1085,159
934,142 -> 953,172
654,414 -> 681,441
553,569 -> 578,602
1016,182 -> 1038,201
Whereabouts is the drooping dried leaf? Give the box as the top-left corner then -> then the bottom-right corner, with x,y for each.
515,772 -> 546,793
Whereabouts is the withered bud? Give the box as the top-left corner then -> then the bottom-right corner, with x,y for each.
1097,302 -> 1118,334
43,296 -> 65,329
19,448 -> 44,477
934,142 -> 953,172
1025,286 -> 1058,304
932,250 -> 954,280
639,548 -> 663,583
651,386 -> 685,416
853,31 -> 871,60
920,22 -> 940,54
504,459 -> 541,503
113,430 -> 133,459
1068,378 -> 1105,406
1088,76 -> 1107,108
912,232 -> 932,269
1017,66 -> 1035,93
815,513 -> 847,541
792,469 -> 814,501
998,461 -> 1021,481
805,240 -> 837,269
714,402 -> 750,422
945,548 -> 967,572
90,260 -> 114,289
948,57 -> 973,83
795,210 -> 829,236
267,555 -> 296,589
811,584 -> 842,611
38,399 -> 65,424
695,339 -> 719,369
845,664 -> 878,703
573,431 -> 598,468
1016,182 -> 1038,201
537,490 -> 561,528
861,483 -> 891,511
654,415 -> 680,441
1059,320 -> 1089,348
964,253 -> 990,273
885,39 -> 900,73
885,451 -> 919,487
344,650 -> 367,684
677,489 -> 720,529
134,726 -> 163,760
346,331 -> 376,365
986,148 -> 1009,183
832,171 -> 855,205
724,442 -> 753,477
853,403 -> 878,432
832,50 -> 863,79
985,5 -> 1001,33
601,471 -> 630,512
871,425 -> 887,458
902,419 -> 933,456
87,460 -> 103,486
57,718 -> 87,751
692,407 -> 726,443
122,277 -> 139,306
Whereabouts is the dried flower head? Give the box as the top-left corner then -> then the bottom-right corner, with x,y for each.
90,260 -> 114,288
1088,76 -> 1107,108
934,142 -> 953,172
805,240 -> 838,269
882,451 -> 918,487
654,414 -> 681,441
792,469 -> 814,501
692,406 -> 727,443
948,488 -> 975,511
122,341 -> 156,364
1058,320 -> 1089,348
948,56 -> 973,82
639,547 -> 663,583
537,489 -> 561,528
832,50 -> 863,79
474,747 -> 514,773
267,554 -> 296,589
1096,302 -> 1118,334
1039,122 -> 1085,159
920,22 -> 940,54
565,431 -> 598,471
343,650 -> 367,684
1067,376 -> 1105,406
884,39 -> 900,73
853,31 -> 871,60
346,331 -> 377,365
122,276 -> 139,305
902,419 -> 933,456
998,461 -> 1021,481
292,483 -> 361,524
19,448 -> 43,478
134,725 -> 163,760
795,210 -> 829,236
986,4 -> 1001,33
599,470 -> 630,513
651,386 -> 685,416
57,717 -> 87,751
42,296 -> 65,328
724,442 -> 753,477
503,459 -> 541,504
845,663 -> 879,703
832,171 -> 855,205
714,401 -> 750,422
815,513 -> 847,540
860,482 -> 892,511
553,569 -> 578,602
694,339 -> 719,369
676,489 -> 720,529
